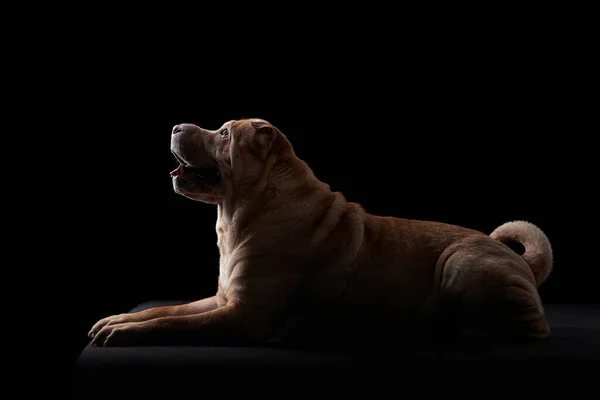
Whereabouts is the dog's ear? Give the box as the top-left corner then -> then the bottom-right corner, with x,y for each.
250,120 -> 276,156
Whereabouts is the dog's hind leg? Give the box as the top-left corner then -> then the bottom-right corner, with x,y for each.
488,274 -> 550,339
440,254 -> 549,341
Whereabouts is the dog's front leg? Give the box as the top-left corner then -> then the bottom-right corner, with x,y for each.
88,297 -> 220,340
90,303 -> 252,347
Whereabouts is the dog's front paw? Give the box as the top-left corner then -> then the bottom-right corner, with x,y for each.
90,322 -> 142,347
88,314 -> 125,339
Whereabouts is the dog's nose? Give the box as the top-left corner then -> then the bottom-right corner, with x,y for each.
172,125 -> 184,135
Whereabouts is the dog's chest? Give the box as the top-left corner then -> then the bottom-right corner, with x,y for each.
218,257 -> 233,288
216,222 -> 236,288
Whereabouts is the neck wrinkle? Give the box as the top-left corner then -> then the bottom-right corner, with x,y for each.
219,157 -> 335,252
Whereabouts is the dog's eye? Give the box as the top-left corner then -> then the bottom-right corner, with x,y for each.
220,128 -> 229,138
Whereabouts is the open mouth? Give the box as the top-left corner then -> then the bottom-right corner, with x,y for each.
170,152 -> 221,184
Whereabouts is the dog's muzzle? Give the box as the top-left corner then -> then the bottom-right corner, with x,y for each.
170,124 -> 221,185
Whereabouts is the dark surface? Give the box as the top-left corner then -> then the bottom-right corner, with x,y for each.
73,300 -> 600,398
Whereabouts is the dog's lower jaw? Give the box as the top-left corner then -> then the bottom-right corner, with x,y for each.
172,179 -> 224,204
175,189 -> 223,204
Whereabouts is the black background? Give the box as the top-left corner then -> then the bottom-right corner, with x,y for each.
63,14 -> 597,368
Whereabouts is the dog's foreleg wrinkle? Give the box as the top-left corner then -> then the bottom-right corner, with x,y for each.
139,297 -> 221,319
141,304 -> 247,344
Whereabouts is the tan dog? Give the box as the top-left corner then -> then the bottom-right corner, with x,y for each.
89,119 -> 552,347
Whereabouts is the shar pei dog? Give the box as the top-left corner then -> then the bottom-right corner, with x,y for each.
89,118 -> 552,347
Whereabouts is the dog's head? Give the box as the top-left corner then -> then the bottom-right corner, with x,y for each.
170,118 -> 286,204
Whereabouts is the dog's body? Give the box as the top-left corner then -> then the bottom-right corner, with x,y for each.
89,119 -> 552,346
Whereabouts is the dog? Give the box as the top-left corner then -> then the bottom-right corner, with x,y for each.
88,118 -> 552,347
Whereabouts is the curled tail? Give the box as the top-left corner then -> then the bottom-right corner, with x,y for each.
490,220 -> 553,287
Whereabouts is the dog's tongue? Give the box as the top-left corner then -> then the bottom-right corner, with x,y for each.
170,164 -> 185,177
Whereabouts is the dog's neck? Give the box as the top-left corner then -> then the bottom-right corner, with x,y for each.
216,156 -> 336,253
